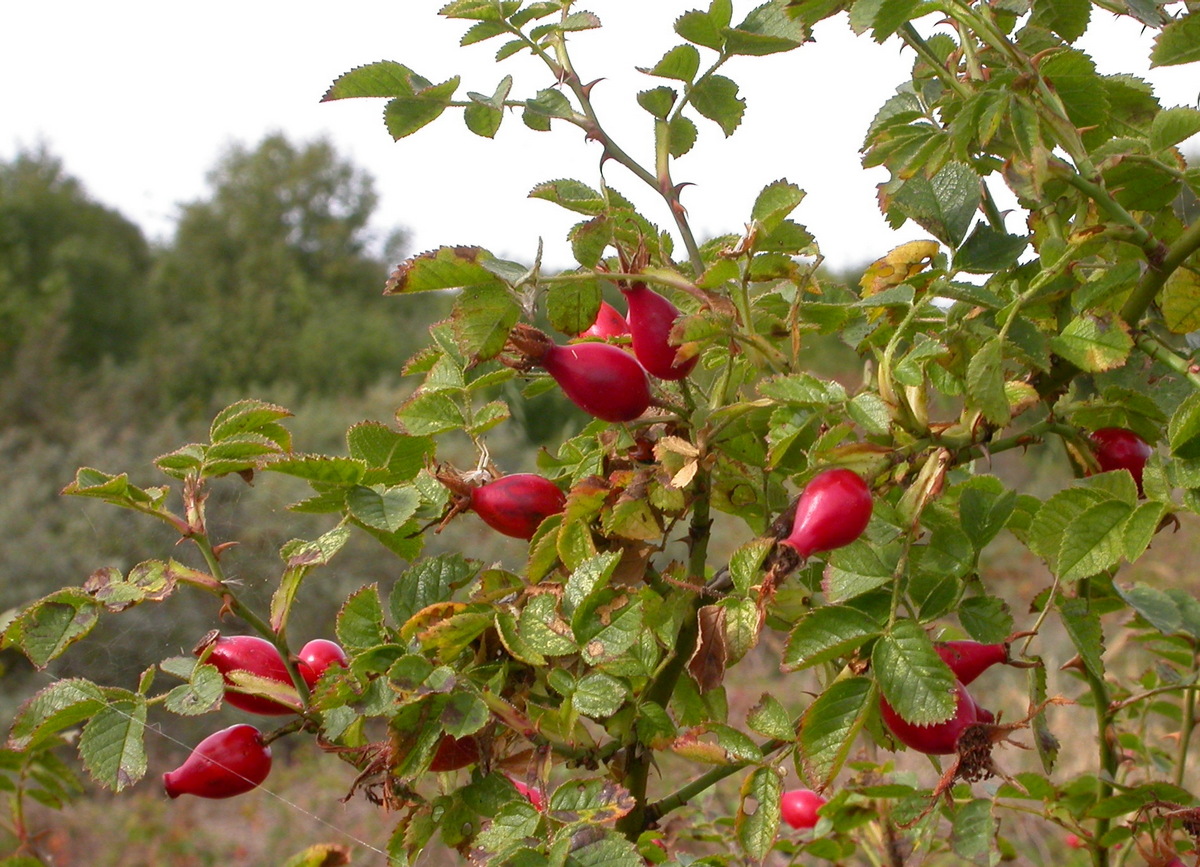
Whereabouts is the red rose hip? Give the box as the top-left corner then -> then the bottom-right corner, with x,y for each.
1088,427 -> 1152,495
579,301 -> 630,340
934,640 -> 1009,687
780,469 -> 872,560
879,680 -> 983,755
163,724 -> 272,799
195,633 -> 299,716
621,282 -> 697,381
297,638 -> 348,689
780,788 -> 827,829
469,473 -> 566,540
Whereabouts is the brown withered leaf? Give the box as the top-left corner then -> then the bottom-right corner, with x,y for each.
687,605 -> 728,693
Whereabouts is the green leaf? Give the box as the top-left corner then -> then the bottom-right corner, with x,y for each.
726,2 -> 810,55
637,86 -> 677,119
524,88 -> 575,130
563,551 -> 622,629
1049,314 -> 1133,372
667,115 -> 698,157
1169,391 -> 1200,459
751,179 -> 805,234
79,698 -> 147,792
4,590 -> 101,669
164,663 -> 224,716
464,75 -> 512,138
690,74 -> 745,136
1059,597 -> 1105,680
782,605 -> 881,671
952,225 -> 1029,273
642,44 -> 701,81
582,600 -> 644,665
873,620 -> 956,725
266,455 -> 366,484
347,485 -> 421,533
958,596 -> 1014,644
891,161 -> 980,247
825,541 -> 898,601
1115,582 -> 1183,635
675,7 -> 726,50
546,778 -> 636,824
337,584 -> 389,651
1040,51 -> 1109,147
547,280 -> 603,338
1151,13 -> 1200,67
729,538 -> 774,594
1161,265 -> 1200,334
395,390 -> 468,437
799,676 -> 872,784
1150,106 -> 1200,150
573,671 -> 627,719
1027,486 -> 1111,572
518,593 -> 578,657
385,246 -> 498,294
870,0 -> 923,42
8,679 -> 106,751
209,399 -> 293,444
957,476 -> 1017,551
737,766 -> 783,860
383,75 -> 460,139
391,554 -> 479,627
1057,499 -> 1132,581
347,423 -> 433,482
746,693 -> 796,740
322,61 -> 433,100
530,178 -> 607,215
1030,0 -> 1091,43
951,799 -> 998,865
451,283 -> 521,361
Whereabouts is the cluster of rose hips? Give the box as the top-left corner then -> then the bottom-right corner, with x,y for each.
162,635 -> 347,799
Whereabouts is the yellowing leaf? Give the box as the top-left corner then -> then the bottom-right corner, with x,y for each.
1162,266 -> 1200,334
860,240 -> 940,296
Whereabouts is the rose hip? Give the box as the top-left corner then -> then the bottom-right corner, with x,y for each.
195,633 -> 299,716
469,473 -> 566,540
162,724 -> 272,799
621,282 -> 697,381
780,469 -> 872,560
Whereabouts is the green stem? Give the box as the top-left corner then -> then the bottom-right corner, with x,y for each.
1061,174 -> 1162,261
1175,654 -> 1198,788
617,469 -> 712,839
1132,331 -> 1200,390
1121,217 -> 1200,325
645,737 -> 789,824
1077,579 -> 1116,867
898,23 -> 972,100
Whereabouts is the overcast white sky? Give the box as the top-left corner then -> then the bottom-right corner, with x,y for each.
3,3 -> 1197,271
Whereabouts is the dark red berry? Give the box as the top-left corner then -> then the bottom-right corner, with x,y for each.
780,788 -> 827,830
935,640 -> 1009,687
470,473 -> 566,540
429,734 -> 479,772
163,724 -> 272,799
621,283 -> 697,381
297,638 -> 348,689
508,324 -> 651,423
780,469 -> 872,560
879,680 -> 982,755
195,633 -> 298,716
1089,427 -> 1152,495
579,301 -> 630,340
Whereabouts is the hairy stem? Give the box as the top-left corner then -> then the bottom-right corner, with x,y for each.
1121,217 -> 1200,325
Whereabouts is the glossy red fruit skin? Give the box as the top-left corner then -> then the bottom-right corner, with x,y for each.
429,735 -> 479,772
162,724 -> 272,799
297,639 -> 348,689
935,640 -> 1008,687
542,341 -> 651,423
1089,427 -> 1152,495
879,680 -> 981,755
510,778 -> 544,811
780,788 -> 827,830
621,283 -> 697,381
580,301 -> 630,340
470,474 -> 566,540
197,634 -> 297,716
781,469 -> 872,559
